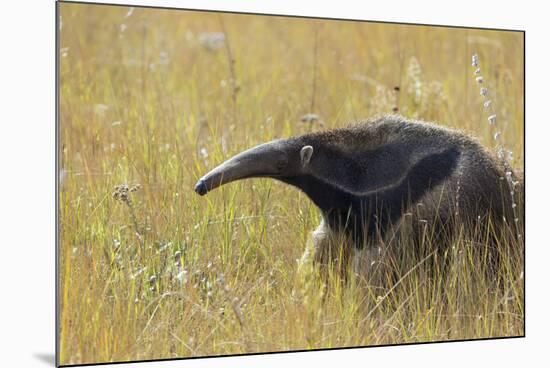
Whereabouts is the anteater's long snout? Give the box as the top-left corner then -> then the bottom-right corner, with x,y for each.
194,140 -> 288,196
194,179 -> 209,196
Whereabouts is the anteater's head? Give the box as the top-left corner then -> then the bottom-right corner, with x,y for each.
194,138 -> 314,196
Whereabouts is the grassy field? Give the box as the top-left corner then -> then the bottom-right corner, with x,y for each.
58,3 -> 524,365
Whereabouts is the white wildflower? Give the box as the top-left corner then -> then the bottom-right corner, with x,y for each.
471,53 -> 479,67
300,113 -> 320,124
407,57 -> 423,104
94,104 -> 109,116
159,51 -> 169,65
125,7 -> 134,18
198,32 -> 225,51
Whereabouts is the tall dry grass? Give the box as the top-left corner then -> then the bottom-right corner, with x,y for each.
58,3 -> 524,365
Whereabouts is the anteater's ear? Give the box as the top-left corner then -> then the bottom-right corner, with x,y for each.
300,145 -> 314,166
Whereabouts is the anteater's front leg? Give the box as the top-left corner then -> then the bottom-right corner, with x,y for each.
298,219 -> 329,269
302,219 -> 354,277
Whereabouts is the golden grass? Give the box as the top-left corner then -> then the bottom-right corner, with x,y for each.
58,3 -> 524,365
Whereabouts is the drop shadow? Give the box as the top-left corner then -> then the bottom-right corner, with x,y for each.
33,353 -> 56,366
